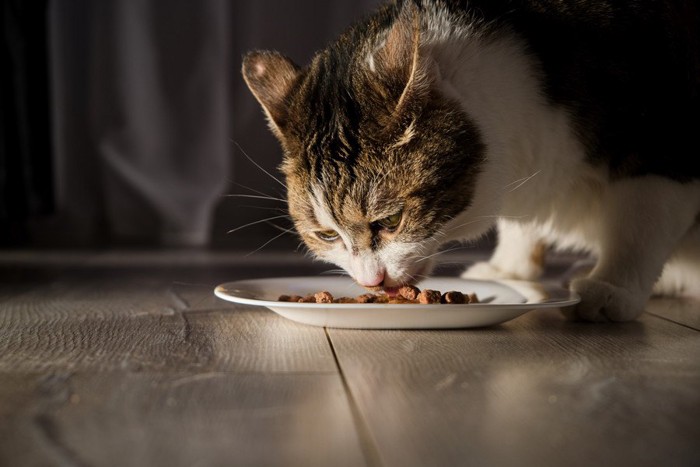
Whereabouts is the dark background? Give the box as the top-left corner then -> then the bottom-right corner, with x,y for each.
1,0 -> 385,252
1,0 -> 493,255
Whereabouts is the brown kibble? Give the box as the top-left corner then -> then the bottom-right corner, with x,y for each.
372,294 -> 390,303
279,294 -> 303,302
441,291 -> 466,304
417,289 -> 441,304
356,293 -> 377,303
314,291 -> 334,303
356,293 -> 390,303
389,296 -> 417,304
398,285 -> 421,301
334,296 -> 357,303
281,287 -> 477,305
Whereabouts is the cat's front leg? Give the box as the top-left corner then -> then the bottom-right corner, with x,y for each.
571,178 -> 700,322
462,219 -> 546,281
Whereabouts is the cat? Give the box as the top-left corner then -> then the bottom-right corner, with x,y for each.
241,0 -> 700,322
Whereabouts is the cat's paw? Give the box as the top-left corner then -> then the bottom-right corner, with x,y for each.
461,261 -> 513,280
568,278 -> 645,322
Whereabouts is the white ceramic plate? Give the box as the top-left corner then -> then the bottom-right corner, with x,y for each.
214,276 -> 580,329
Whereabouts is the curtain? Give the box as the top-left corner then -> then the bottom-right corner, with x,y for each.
0,0 -> 53,245
42,0 -> 231,247
3,0 -> 385,249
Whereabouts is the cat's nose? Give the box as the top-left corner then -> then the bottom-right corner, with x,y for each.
349,254 -> 385,287
357,271 -> 385,287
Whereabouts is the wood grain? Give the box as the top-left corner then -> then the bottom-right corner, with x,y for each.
329,310 -> 700,467
2,251 -> 699,467
647,296 -> 700,331
0,372 -> 365,467
0,261 -> 364,466
0,270 -> 337,374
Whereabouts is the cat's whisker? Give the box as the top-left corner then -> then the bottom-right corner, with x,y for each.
406,270 -> 431,284
235,182 -> 285,200
267,223 -> 297,235
503,170 -> 541,193
427,229 -> 449,245
222,194 -> 287,203
239,205 -> 290,213
244,229 -> 293,257
232,140 -> 288,190
415,245 -> 472,263
443,217 -> 490,233
431,261 -> 470,266
320,269 -> 350,276
227,215 -> 291,234
300,245 -> 316,259
423,217 -> 459,246
444,214 -> 528,233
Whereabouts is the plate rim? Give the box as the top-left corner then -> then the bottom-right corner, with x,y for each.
213,276 -> 580,310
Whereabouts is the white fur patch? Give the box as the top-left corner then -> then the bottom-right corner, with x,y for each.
392,119 -> 416,148
309,182 -> 352,251
427,25 -> 591,244
366,52 -> 376,73
310,184 -> 339,231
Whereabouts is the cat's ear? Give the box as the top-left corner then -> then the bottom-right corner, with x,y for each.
374,1 -> 433,116
242,51 -> 301,138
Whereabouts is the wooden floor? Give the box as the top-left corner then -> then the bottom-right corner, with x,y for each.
1,250 -> 699,467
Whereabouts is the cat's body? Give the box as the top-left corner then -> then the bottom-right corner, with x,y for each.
242,0 -> 700,321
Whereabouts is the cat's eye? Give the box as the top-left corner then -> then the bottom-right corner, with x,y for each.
376,211 -> 403,231
315,229 -> 339,242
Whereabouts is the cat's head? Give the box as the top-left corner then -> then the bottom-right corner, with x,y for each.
242,4 -> 486,290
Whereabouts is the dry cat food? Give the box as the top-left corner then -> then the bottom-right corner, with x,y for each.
278,285 -> 479,305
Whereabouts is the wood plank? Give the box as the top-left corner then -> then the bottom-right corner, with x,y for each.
329,309 -> 700,467
0,306 -> 338,374
0,270 -> 337,373
646,296 -> 700,331
0,371 -> 366,467
0,302 -> 337,374
4,250 -> 696,467
0,259 -> 366,466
